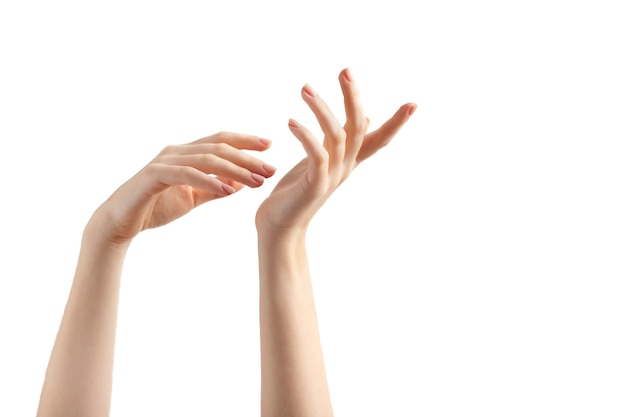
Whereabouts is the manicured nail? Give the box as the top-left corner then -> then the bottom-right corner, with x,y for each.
303,84 -> 316,97
259,138 -> 272,146
288,118 -> 300,128
222,183 -> 236,194
263,163 -> 276,174
251,173 -> 265,184
408,104 -> 417,116
344,68 -> 352,82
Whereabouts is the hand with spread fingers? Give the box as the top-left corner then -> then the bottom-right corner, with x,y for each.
92,132 -> 275,245
255,68 -> 416,236
35,68 -> 416,417
256,68 -> 416,417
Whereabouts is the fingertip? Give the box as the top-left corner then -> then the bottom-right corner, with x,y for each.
262,163 -> 277,176
221,183 -> 237,195
259,138 -> 272,147
341,67 -> 352,82
251,172 -> 265,187
288,118 -> 300,129
302,84 -> 316,98
393,103 -> 417,120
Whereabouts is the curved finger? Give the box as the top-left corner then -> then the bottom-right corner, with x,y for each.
339,68 -> 368,162
158,142 -> 276,177
288,118 -> 328,185
193,176 -> 246,205
301,84 -> 346,167
190,132 -> 273,151
159,153 -> 268,188
357,103 -> 417,164
143,163 -> 237,196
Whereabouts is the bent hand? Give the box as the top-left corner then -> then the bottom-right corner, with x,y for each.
256,68 -> 416,235
90,132 -> 275,245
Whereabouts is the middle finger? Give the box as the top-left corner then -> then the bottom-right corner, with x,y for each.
301,84 -> 346,168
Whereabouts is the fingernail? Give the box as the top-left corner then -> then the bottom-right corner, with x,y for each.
259,138 -> 272,146
303,84 -> 316,97
408,104 -> 417,116
263,163 -> 276,174
344,68 -> 352,82
222,183 -> 236,194
251,172 -> 265,184
288,118 -> 300,128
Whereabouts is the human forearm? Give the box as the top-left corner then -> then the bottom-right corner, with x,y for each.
36,219 -> 129,417
255,69 -> 414,416
258,231 -> 333,417
36,132 -> 274,416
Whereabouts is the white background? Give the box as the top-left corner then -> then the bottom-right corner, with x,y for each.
1,0 -> 625,416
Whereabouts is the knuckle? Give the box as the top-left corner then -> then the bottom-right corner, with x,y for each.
212,142 -> 229,153
313,147 -> 330,163
347,117 -> 368,134
330,127 -> 347,142
200,153 -> 217,165
143,163 -> 160,176
209,131 -> 225,142
159,144 -> 177,156
354,118 -> 369,133
214,131 -> 233,142
178,166 -> 195,180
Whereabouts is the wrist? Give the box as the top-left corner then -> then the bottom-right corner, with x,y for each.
73,214 -> 130,285
257,227 -> 310,285
257,225 -> 309,261
256,223 -> 309,245
83,210 -> 133,254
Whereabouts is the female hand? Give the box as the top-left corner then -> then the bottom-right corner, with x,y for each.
90,132 -> 275,245
255,68 -> 416,235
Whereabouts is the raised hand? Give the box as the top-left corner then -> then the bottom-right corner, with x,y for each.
37,131 -> 274,417
255,69 -> 416,417
255,68 -> 416,235
91,132 -> 275,245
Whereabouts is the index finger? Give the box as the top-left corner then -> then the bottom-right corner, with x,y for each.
191,131 -> 273,151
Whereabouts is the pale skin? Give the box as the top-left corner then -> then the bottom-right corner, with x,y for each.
35,133 -> 276,417
256,68 -> 416,417
36,68 -> 416,417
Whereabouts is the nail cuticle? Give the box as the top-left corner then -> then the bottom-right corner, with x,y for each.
251,173 -> 265,184
303,84 -> 316,97
263,163 -> 276,174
